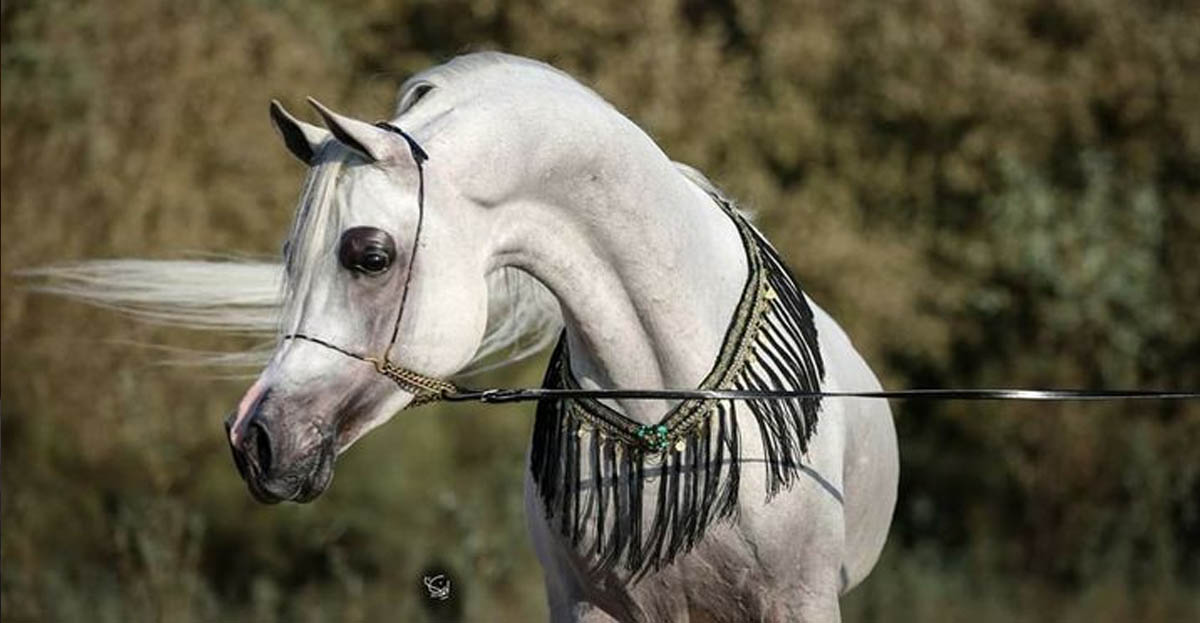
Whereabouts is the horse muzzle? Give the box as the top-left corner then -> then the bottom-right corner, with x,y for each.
224,411 -> 336,504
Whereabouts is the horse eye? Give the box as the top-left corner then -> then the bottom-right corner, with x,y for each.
338,227 -> 396,276
359,248 -> 390,274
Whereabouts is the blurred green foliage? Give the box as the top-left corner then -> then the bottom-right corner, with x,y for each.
2,0 -> 1198,621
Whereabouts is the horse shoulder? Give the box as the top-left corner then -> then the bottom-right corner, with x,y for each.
808,297 -> 899,593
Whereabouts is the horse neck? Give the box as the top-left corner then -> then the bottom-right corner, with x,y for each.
497,125 -> 748,424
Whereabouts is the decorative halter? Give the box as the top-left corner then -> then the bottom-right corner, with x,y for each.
283,122 -> 459,407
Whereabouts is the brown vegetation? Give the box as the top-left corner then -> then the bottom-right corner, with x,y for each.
3,1 -> 1197,621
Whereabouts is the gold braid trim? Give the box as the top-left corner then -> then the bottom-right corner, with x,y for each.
556,202 -> 772,453
366,357 -> 459,407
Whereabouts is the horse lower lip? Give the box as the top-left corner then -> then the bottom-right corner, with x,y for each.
293,448 -> 335,502
246,475 -> 284,504
247,446 -> 334,504
232,449 -> 286,504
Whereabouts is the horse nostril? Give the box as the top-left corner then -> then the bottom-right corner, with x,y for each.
246,421 -> 274,475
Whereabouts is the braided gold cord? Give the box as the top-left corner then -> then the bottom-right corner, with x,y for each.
366,357 -> 459,406
553,206 -> 774,453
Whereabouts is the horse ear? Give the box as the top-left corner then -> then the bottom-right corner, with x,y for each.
307,97 -> 400,163
269,100 -> 328,165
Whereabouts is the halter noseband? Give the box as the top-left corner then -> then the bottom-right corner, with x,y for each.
284,122 -> 460,407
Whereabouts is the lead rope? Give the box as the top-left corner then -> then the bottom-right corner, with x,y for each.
444,387 -> 1199,404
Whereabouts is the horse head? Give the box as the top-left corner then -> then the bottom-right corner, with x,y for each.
225,97 -> 497,503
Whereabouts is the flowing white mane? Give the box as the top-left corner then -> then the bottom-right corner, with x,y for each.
26,52 -> 729,376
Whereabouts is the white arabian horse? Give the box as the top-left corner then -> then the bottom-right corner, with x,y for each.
41,53 -> 897,622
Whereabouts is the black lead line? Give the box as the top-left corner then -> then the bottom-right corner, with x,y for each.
440,387 -> 1200,404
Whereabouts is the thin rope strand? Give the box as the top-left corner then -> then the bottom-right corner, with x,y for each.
378,122 -> 429,362
445,387 -> 1200,403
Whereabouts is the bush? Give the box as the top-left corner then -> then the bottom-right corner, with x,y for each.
3,1 -> 1197,621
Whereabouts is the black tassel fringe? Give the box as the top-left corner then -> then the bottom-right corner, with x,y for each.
529,208 -> 824,581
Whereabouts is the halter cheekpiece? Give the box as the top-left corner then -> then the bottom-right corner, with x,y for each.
283,122 -> 454,406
